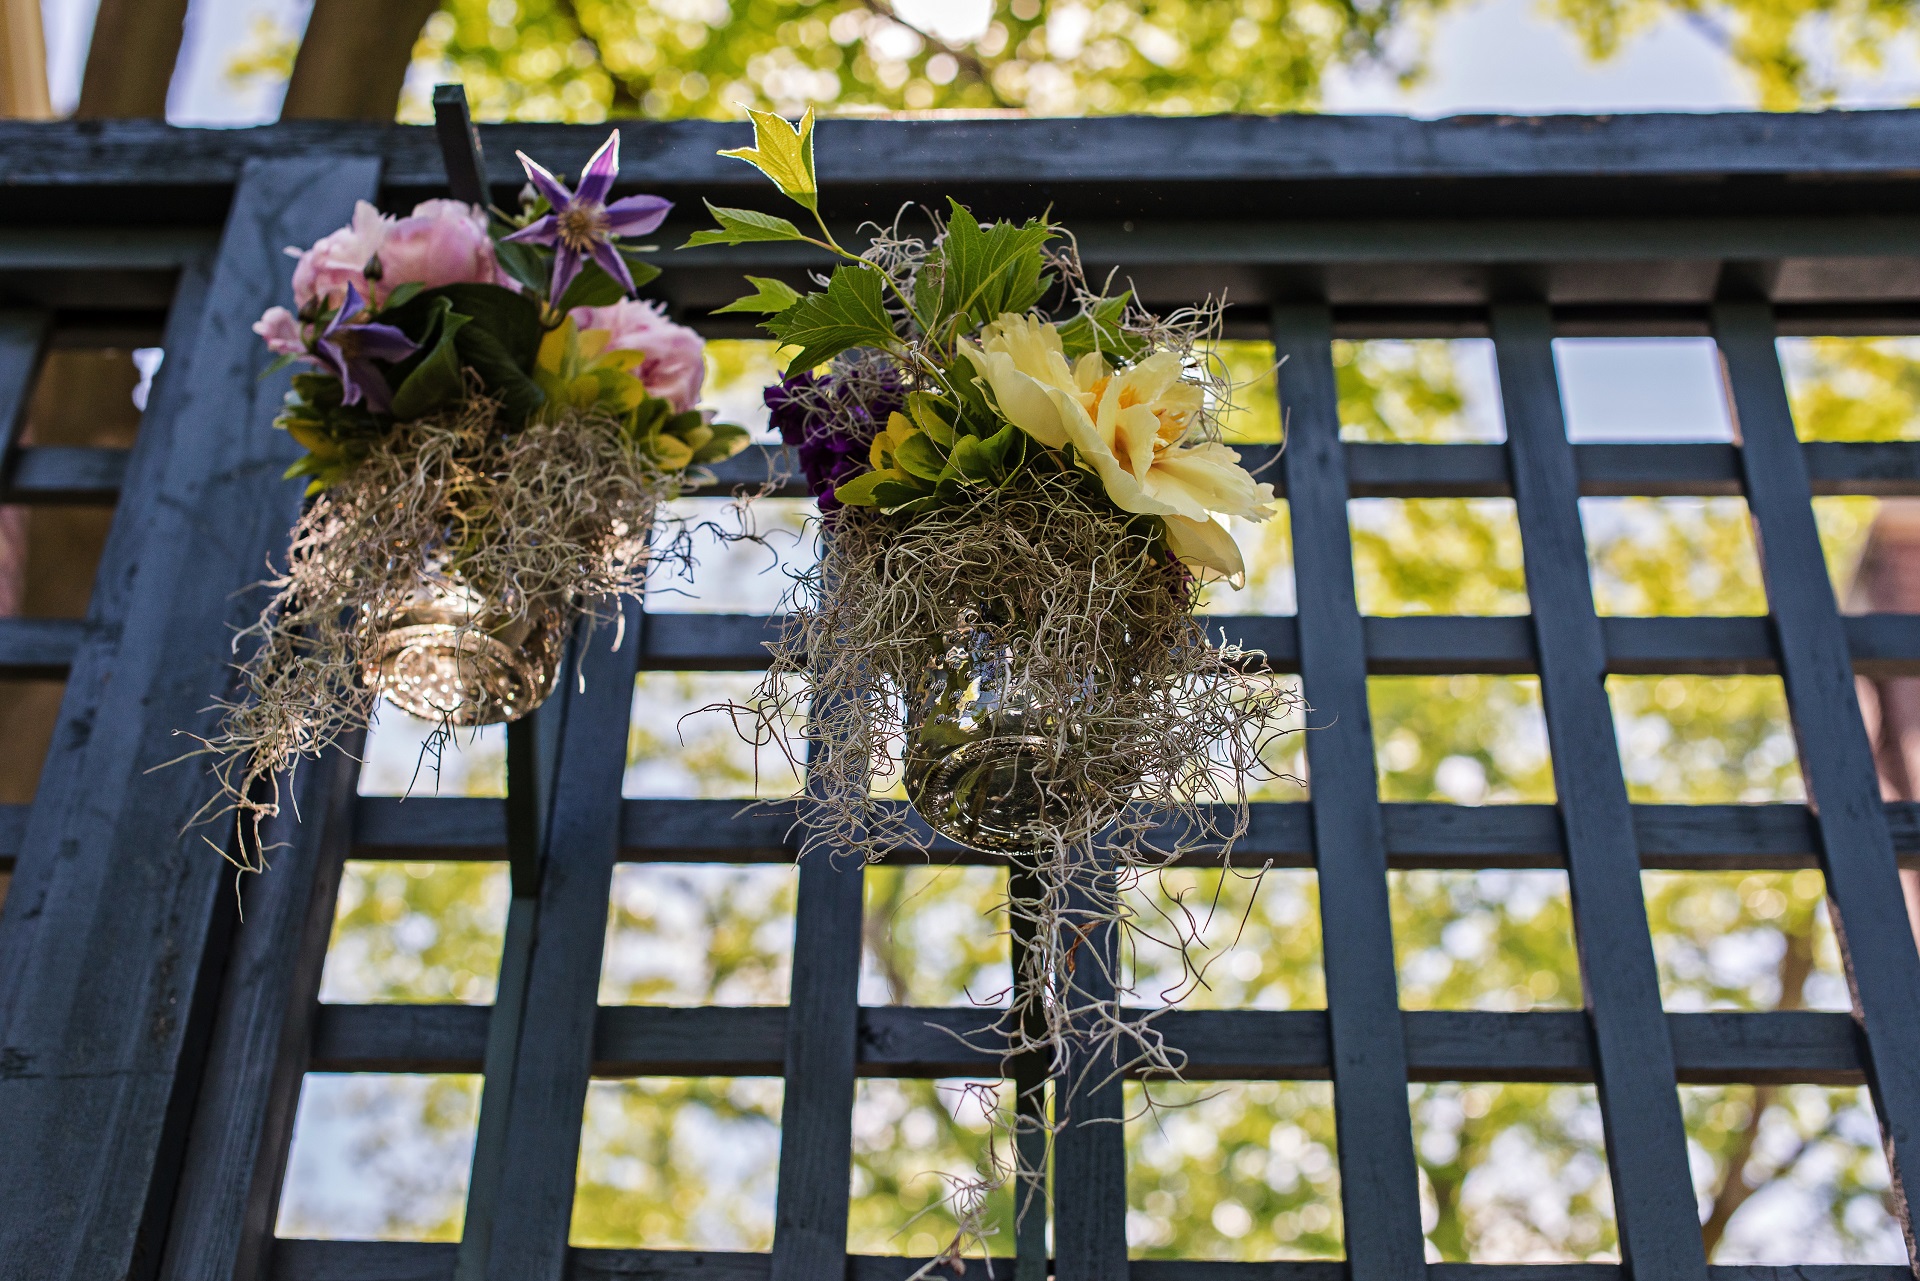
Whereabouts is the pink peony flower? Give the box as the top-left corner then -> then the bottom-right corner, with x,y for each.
571,299 -> 706,414
289,199 -> 506,312
290,200 -> 391,311
378,199 -> 507,297
253,306 -> 307,357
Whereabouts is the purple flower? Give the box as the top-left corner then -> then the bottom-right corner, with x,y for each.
314,284 -> 417,413
502,131 -> 672,303
766,369 -> 904,512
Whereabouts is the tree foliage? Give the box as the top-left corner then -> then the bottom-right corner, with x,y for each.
372,0 -> 1920,126
401,0 -> 1444,123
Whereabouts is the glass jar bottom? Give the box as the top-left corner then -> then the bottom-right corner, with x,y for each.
367,618 -> 561,726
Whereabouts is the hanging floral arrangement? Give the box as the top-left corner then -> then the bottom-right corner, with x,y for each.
700,110 -> 1301,1260
199,132 -> 747,848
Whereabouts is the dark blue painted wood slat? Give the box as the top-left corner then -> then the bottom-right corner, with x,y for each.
0,157 -> 380,1281
1272,302 -> 1429,1281
700,439 -> 1920,505
475,600 -> 643,1281
454,707 -> 564,1281
309,1001 -> 1871,1086
1712,299 -> 1920,1267
1491,302 -> 1708,1280
159,737 -> 363,1281
768,693 -> 867,1281
633,608 -> 1920,678
1052,856 -> 1127,1281
2,445 -> 130,503
0,309 -> 49,462
264,1235 -> 1920,1281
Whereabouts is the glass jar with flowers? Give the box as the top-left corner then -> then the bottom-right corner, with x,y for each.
199,132 -> 747,839
703,111 -> 1302,1263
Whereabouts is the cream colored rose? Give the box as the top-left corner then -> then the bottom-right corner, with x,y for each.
961,313 -> 1276,584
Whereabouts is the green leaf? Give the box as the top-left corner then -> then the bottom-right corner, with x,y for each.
259,350 -> 301,380
714,276 -> 803,316
979,420 -> 1024,477
376,281 -> 424,314
946,432 -> 995,484
893,429 -> 948,482
389,298 -> 470,421
1057,292 -> 1149,363
681,202 -> 809,249
556,259 -> 630,312
379,285 -> 546,423
716,107 -> 818,212
917,199 -> 1055,338
764,264 -> 898,373
866,477 -> 932,508
689,421 -> 752,465
906,391 -> 956,446
493,239 -> 548,296
829,469 -> 898,507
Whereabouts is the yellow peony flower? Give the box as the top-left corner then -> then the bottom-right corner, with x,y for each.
961,313 -> 1277,585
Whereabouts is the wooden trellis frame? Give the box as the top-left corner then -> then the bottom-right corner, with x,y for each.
0,106 -> 1918,1281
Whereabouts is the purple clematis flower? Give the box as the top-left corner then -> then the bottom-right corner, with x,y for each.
315,283 -> 418,413
503,131 -> 672,303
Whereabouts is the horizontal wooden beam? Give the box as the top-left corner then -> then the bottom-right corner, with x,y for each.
308,1003 -> 1865,1086
5,431 -> 1913,514
1,446 -> 129,503
350,795 -> 1920,871
631,610 -> 1920,678
0,617 -> 90,678
11,111 -> 1920,199
266,1237 -> 1913,1281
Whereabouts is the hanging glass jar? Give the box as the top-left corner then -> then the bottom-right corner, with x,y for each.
364,552 -> 569,726
903,595 -> 1138,853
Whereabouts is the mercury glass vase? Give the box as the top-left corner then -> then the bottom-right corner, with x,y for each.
365,568 -> 567,727
903,599 -> 1134,853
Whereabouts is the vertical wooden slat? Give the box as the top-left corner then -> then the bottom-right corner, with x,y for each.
0,156 -> 382,1280
158,736 -> 364,1281
768,782 -> 865,1281
1273,303 -> 1429,1281
0,309 -> 49,462
473,601 -> 641,1280
1051,855 -> 1127,1281
1713,298 -> 1920,1265
454,702 -> 565,1281
1491,302 -> 1709,1280
1007,860 -> 1051,1281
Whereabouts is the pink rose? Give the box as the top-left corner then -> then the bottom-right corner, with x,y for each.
571,299 -> 706,414
253,306 -> 306,356
378,199 -> 506,296
290,200 -> 390,311
289,199 -> 505,312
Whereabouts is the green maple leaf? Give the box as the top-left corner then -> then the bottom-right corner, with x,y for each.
764,265 -> 898,372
